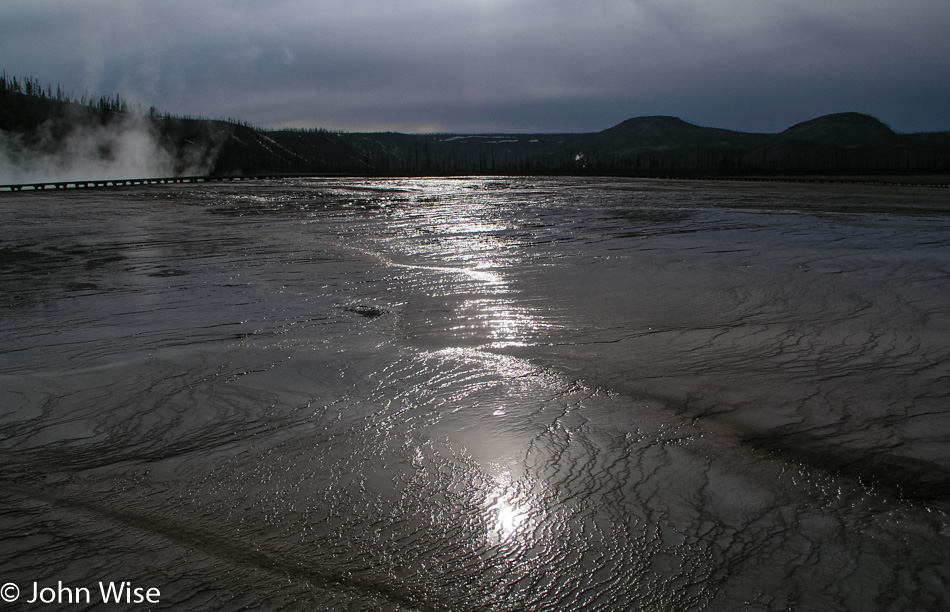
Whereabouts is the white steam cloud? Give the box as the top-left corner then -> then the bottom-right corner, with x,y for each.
0,115 -> 214,185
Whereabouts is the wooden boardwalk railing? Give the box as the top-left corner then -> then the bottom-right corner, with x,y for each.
0,174 -> 308,193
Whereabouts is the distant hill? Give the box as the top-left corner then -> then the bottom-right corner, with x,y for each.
208,112 -> 950,177
597,116 -> 762,151
777,112 -> 896,146
241,112 -> 950,177
2,82 -> 948,182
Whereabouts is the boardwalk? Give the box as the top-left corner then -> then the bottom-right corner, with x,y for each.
0,174 -> 305,193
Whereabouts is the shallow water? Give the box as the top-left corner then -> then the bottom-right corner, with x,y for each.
1,177 -> 949,610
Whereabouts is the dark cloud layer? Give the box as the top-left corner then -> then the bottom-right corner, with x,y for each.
3,0 -> 949,133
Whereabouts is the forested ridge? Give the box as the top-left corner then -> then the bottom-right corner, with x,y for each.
2,71 -> 949,181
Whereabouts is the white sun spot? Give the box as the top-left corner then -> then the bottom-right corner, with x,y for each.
485,470 -> 534,545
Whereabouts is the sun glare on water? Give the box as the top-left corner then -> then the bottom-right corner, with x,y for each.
485,470 -> 536,546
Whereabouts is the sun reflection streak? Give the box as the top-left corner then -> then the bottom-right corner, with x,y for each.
454,298 -> 558,347
365,189 -> 565,348
485,470 -> 537,547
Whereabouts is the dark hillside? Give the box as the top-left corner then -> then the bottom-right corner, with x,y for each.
2,75 -> 948,181
569,113 -> 950,176
757,113 -> 947,174
211,129 -> 583,176
596,116 -> 764,151
576,116 -> 767,174
777,113 -> 896,146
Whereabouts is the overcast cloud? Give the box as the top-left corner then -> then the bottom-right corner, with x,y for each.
2,0 -> 948,133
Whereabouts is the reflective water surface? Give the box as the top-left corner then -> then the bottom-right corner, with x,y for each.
1,177 -> 949,610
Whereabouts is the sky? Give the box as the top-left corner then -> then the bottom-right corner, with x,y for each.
2,0 -> 949,134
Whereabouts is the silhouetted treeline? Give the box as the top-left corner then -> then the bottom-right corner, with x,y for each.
0,70 -> 141,117
3,69 -> 949,179
212,114 -> 950,177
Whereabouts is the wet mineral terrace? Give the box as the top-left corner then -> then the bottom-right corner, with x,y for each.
1,177 -> 949,610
